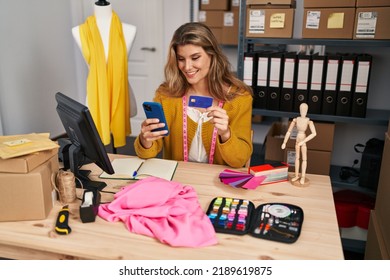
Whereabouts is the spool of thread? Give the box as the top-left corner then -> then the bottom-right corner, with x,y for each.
54,170 -> 76,203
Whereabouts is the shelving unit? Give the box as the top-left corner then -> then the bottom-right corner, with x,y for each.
236,1 -> 390,256
236,0 -> 390,192
252,108 -> 390,126
237,0 -> 390,126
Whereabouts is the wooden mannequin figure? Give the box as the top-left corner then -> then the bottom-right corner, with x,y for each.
281,103 -> 317,186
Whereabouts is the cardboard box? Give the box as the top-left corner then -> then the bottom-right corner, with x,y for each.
0,148 -> 58,173
199,10 -> 224,28
265,121 -> 335,164
284,148 -> 332,175
354,7 -> 390,39
222,8 -> 239,45
265,122 -> 286,162
246,7 -> 295,38
0,155 -> 59,221
374,133 -> 390,249
302,8 -> 356,39
304,0 -> 356,8
365,210 -> 390,260
247,0 -> 295,6
210,27 -> 223,44
357,0 -> 390,7
285,122 -> 335,151
200,0 -> 230,11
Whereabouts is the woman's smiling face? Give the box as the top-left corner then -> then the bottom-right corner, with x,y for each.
176,44 -> 211,87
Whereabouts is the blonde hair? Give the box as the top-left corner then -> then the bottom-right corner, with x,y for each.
162,22 -> 252,101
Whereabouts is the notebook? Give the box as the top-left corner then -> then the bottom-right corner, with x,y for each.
99,158 -> 178,181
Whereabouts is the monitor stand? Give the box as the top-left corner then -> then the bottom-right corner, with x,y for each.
65,143 -> 107,191
76,169 -> 107,191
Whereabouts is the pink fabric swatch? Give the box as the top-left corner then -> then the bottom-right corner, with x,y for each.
241,176 -> 267,189
98,177 -> 218,248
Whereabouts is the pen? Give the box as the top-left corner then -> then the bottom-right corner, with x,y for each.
132,171 -> 138,178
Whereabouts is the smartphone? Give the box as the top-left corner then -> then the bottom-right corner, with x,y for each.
142,102 -> 169,136
188,95 -> 213,108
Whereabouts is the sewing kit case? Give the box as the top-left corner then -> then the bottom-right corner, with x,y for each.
206,196 -> 304,243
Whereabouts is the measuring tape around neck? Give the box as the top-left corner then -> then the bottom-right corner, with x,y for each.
182,95 -> 223,164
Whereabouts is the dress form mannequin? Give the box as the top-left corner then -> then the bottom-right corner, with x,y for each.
72,1 -> 138,117
281,103 -> 317,185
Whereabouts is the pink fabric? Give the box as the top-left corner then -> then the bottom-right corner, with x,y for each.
98,177 -> 218,247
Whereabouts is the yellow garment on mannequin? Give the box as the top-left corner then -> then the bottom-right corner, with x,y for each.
79,12 -> 130,148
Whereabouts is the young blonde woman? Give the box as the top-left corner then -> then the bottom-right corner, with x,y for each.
134,22 -> 253,168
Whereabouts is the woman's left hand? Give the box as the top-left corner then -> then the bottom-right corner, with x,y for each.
207,106 -> 230,142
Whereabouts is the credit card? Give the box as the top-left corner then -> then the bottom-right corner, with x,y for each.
188,95 -> 213,108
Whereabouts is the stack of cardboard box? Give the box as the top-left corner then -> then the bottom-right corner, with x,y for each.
302,0 -> 356,39
0,148 -> 59,221
198,0 -> 240,45
365,123 -> 390,259
302,0 -> 390,40
354,0 -> 390,40
245,0 -> 296,38
265,121 -> 335,175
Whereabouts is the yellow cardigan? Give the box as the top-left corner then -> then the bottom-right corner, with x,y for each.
134,87 -> 253,168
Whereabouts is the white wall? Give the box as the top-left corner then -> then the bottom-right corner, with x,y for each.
163,0 -> 191,56
0,0 -> 85,136
0,109 -> 3,135
0,0 -> 80,137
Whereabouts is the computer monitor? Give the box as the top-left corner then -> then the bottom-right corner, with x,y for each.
55,92 -> 114,190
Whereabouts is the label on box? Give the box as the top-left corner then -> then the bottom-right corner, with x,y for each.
327,13 -> 344,29
355,12 -> 377,38
249,10 -> 265,34
286,150 -> 296,167
3,138 -> 32,146
224,12 -> 234,26
270,13 -> 285,29
232,0 -> 240,7
289,126 -> 298,140
201,0 -> 210,4
306,11 -> 321,29
198,11 -> 206,22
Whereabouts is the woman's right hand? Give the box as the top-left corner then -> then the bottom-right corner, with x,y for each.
139,118 -> 168,149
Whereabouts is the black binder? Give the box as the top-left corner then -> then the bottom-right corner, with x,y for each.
351,54 -> 372,118
336,53 -> 357,116
308,54 -> 326,115
294,53 -> 311,112
322,54 -> 341,115
266,52 -> 284,111
280,52 -> 297,112
253,51 -> 271,109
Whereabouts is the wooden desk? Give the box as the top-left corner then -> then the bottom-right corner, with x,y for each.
0,154 -> 344,260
